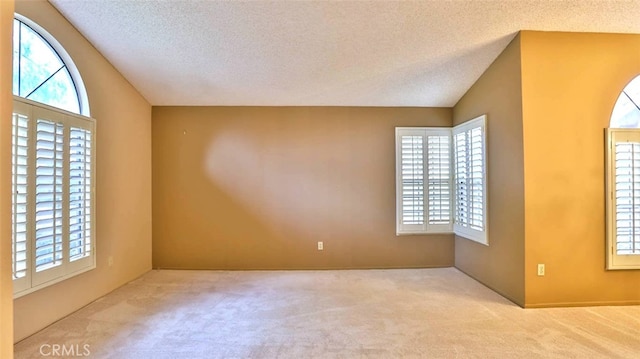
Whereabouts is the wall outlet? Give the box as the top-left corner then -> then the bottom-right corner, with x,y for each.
317,241 -> 323,251
537,263 -> 545,276
108,256 -> 114,267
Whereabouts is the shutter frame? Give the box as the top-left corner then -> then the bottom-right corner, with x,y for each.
12,97 -> 97,297
452,115 -> 488,245
396,127 -> 453,235
605,128 -> 640,270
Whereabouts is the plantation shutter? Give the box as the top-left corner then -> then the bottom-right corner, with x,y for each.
34,119 -> 65,275
396,128 -> 452,234
426,133 -> 452,232
397,129 -> 426,233
12,104 -> 31,293
454,131 -> 469,227
68,127 -> 93,261
453,116 -> 487,244
12,98 -> 96,296
606,129 -> 640,269
468,126 -> 485,230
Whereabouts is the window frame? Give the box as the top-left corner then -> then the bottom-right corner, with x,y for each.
12,97 -> 96,298
452,115 -> 488,245
13,13 -> 90,117
11,14 -> 96,297
395,127 -> 453,235
395,115 -> 488,245
605,128 -> 640,270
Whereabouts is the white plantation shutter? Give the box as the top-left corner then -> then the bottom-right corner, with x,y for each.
11,98 -> 96,297
400,133 -> 425,230
396,128 -> 452,234
34,119 -> 65,274
68,127 -> 92,262
426,134 -> 452,231
12,103 -> 31,293
606,129 -> 640,269
453,116 -> 487,244
454,132 -> 469,227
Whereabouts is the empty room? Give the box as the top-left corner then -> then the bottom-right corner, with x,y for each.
1,0 -> 640,358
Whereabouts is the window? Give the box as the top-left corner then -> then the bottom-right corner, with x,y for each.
452,115 -> 487,245
11,15 -> 95,297
395,115 -> 488,244
13,16 -> 89,116
606,75 -> 640,270
395,128 -> 452,234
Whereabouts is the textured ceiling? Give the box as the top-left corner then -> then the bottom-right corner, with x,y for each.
49,0 -> 640,107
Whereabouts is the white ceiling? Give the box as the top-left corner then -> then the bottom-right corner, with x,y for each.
49,0 -> 640,107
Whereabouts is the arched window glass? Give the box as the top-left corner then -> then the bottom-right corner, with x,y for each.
12,16 -> 88,116
610,75 -> 640,128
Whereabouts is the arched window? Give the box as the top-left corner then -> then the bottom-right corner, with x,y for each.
12,14 -> 89,116
606,74 -> 640,270
610,76 -> 640,128
11,15 -> 95,297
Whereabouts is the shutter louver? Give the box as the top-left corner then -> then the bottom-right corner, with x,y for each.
12,113 -> 29,280
69,127 -> 92,261
34,119 -> 64,272
401,135 -> 425,225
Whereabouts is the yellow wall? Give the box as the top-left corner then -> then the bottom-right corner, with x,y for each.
1,0 -> 15,356
521,31 -> 640,306
12,0 -> 153,340
153,106 -> 454,269
453,35 -> 526,306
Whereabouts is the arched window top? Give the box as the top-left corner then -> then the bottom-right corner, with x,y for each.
610,75 -> 640,128
12,14 -> 89,116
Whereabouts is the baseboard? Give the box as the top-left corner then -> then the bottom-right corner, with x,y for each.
525,300 -> 640,308
152,264 -> 454,271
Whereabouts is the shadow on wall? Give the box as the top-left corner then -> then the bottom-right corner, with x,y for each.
204,126 -> 385,242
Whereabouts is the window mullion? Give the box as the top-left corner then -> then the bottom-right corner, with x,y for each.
26,108 -> 36,287
62,121 -> 70,270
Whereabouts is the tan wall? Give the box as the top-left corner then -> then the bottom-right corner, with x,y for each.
153,106 -> 454,269
1,0 -> 15,357
13,0 -> 152,340
452,35 -> 525,306
521,31 -> 640,306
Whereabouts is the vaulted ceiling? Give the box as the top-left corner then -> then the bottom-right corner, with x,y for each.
49,0 -> 640,107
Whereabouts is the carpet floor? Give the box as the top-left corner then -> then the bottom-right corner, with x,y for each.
13,268 -> 640,358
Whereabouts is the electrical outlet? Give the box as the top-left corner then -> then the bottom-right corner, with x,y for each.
317,241 -> 323,251
537,264 -> 545,276
108,256 -> 114,267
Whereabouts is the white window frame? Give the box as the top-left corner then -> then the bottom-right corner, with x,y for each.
395,115 -> 488,245
395,127 -> 453,235
605,128 -> 640,270
12,97 -> 96,298
452,115 -> 488,245
13,14 -> 90,116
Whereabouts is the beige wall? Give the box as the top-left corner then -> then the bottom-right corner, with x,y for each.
153,106 -> 454,269
12,0 -> 152,341
521,31 -> 640,306
1,0 -> 15,357
452,35 -> 526,306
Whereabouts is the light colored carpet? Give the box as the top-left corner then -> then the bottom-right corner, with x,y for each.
14,268 -> 640,358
